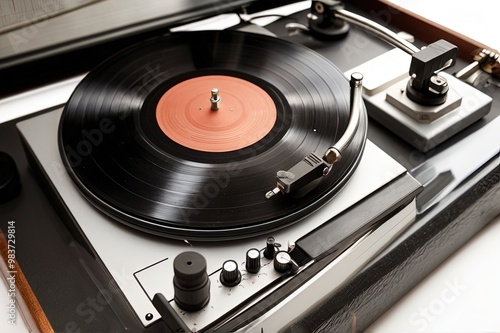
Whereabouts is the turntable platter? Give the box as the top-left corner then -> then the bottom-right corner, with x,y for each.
58,30 -> 367,240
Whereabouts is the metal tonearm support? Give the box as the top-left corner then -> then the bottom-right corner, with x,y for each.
265,73 -> 364,199
332,5 -> 459,107
300,1 -> 420,54
332,6 -> 420,55
323,72 -> 363,163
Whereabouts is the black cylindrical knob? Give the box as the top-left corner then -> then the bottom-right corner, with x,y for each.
173,251 -> 210,311
263,237 -> 276,259
274,251 -> 292,273
245,248 -> 261,274
0,152 -> 21,204
220,260 -> 241,287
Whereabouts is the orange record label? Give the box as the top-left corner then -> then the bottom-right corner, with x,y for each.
156,75 -> 277,152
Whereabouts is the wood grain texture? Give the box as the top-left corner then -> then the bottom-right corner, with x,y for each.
0,229 -> 54,333
350,0 -> 497,61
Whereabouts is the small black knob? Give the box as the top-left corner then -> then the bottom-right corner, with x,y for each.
274,251 -> 292,273
263,237 -> 276,259
173,251 -> 210,311
245,248 -> 261,274
0,152 -> 21,204
220,260 -> 241,287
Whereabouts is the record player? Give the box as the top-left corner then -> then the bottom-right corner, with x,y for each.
0,1 -> 498,332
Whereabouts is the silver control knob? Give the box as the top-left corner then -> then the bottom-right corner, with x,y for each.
245,248 -> 261,274
274,251 -> 292,273
220,260 -> 241,287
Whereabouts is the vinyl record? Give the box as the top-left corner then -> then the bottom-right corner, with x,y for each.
59,30 -> 367,241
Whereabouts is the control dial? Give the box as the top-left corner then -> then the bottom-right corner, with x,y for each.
263,237 -> 276,259
0,152 -> 21,203
173,251 -> 210,311
220,260 -> 241,287
245,248 -> 261,274
274,251 -> 292,273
